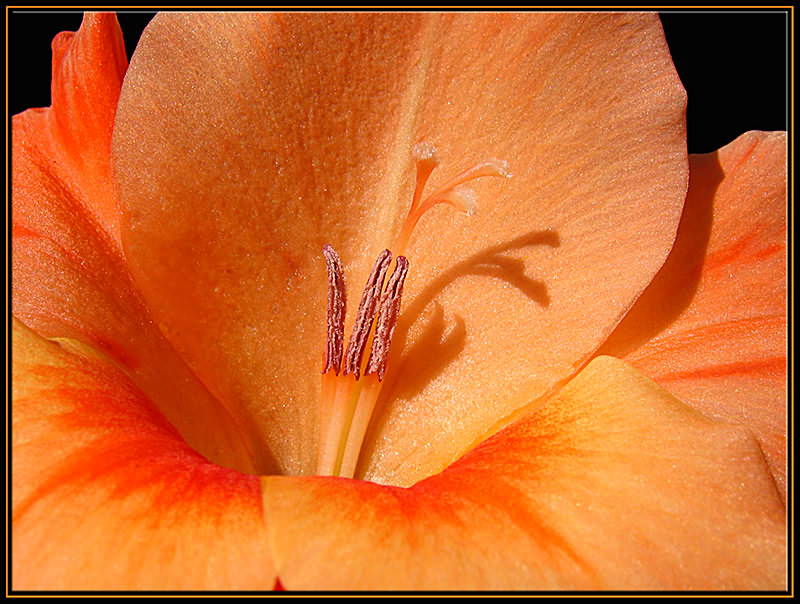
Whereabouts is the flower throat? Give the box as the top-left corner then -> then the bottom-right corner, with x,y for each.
316,143 -> 510,478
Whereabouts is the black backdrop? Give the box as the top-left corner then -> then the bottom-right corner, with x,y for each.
8,10 -> 789,154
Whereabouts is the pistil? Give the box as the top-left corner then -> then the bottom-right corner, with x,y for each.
316,144 -> 510,479
393,144 -> 511,257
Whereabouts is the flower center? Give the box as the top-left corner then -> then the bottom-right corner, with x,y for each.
316,144 -> 510,478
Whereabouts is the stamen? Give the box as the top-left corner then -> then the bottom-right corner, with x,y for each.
322,245 -> 346,375
365,256 -> 409,381
336,257 -> 410,478
317,146 -> 510,479
318,244 -> 351,476
342,249 -> 392,378
317,248 -> 394,477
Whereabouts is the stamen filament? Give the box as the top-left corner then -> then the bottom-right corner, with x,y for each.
316,372 -> 357,476
337,374 -> 382,478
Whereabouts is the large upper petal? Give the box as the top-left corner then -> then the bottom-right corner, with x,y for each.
264,356 -> 786,590
12,13 -> 267,474
112,12 -> 688,481
598,131 -> 788,499
11,320 -> 276,590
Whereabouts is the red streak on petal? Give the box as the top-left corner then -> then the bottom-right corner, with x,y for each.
753,242 -> 786,261
703,232 -> 785,275
415,436 -> 602,583
703,232 -> 757,273
15,360 -> 262,526
12,223 -> 43,240
656,356 -> 787,383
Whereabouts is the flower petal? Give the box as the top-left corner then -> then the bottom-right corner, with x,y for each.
11,320 -> 276,590
13,12 -> 127,247
598,131 -> 788,499
12,14 -> 266,474
113,12 -> 438,475
361,13 -> 689,484
112,13 -> 687,480
263,356 -> 786,590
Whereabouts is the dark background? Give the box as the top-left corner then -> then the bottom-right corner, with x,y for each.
7,9 -> 789,154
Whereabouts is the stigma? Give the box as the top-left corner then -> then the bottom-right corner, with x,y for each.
316,144 -> 510,478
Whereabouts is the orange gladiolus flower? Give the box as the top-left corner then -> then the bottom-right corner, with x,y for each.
11,12 -> 787,590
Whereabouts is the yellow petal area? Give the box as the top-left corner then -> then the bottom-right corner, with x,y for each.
263,356 -> 786,590
12,14 -> 266,474
113,13 -> 687,482
598,131 -> 788,499
11,320 -> 276,590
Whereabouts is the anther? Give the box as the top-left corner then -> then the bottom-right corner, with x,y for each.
342,249 -> 392,378
322,245 -> 346,375
365,256 -> 409,381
